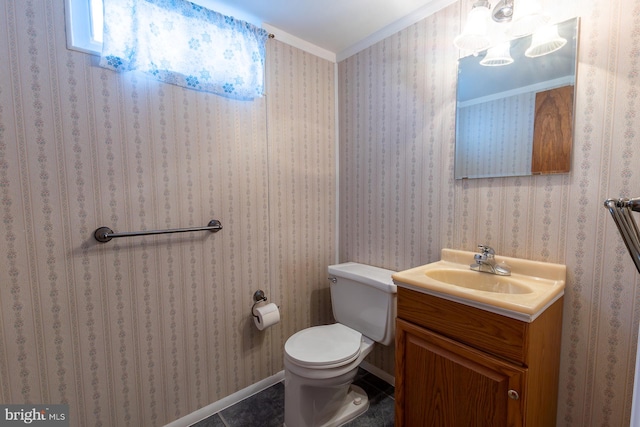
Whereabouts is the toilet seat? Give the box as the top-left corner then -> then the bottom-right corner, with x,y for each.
285,323 -> 362,368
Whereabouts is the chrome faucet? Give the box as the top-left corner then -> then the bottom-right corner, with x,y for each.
470,244 -> 511,276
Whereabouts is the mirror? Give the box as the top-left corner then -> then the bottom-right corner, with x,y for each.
455,17 -> 579,179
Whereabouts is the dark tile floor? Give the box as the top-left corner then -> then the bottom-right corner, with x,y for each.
191,368 -> 395,426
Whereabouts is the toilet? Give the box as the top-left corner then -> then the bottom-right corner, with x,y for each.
283,262 -> 397,427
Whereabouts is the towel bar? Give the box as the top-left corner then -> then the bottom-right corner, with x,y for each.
94,219 -> 222,243
605,198 -> 640,274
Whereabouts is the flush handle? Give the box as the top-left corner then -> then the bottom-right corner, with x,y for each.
507,390 -> 520,400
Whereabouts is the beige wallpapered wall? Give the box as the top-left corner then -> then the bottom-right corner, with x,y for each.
340,0 -> 640,425
0,1 -> 336,426
456,92 -> 536,178
2,0 -> 640,426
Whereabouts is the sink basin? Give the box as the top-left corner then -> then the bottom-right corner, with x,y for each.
392,249 -> 566,322
424,269 -> 533,294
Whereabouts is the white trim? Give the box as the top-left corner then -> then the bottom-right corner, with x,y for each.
632,322 -> 640,426
162,364 -> 393,427
163,370 -> 285,427
336,0 -> 457,61
457,76 -> 575,108
334,62 -> 340,265
65,0 -> 102,55
360,361 -> 395,387
67,0 -> 451,64
263,23 -> 336,63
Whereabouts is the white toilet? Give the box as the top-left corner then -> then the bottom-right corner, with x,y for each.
283,262 -> 397,427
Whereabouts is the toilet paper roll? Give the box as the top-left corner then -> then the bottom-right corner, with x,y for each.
253,303 -> 280,331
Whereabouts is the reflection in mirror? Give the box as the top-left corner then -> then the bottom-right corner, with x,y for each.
454,17 -> 579,180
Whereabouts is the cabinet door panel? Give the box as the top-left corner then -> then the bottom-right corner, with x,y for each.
398,287 -> 527,363
396,319 -> 526,427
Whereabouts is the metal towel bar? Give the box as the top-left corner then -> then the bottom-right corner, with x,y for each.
629,197 -> 640,212
605,198 -> 640,273
94,219 -> 223,243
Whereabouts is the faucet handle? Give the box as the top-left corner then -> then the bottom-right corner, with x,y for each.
478,244 -> 495,256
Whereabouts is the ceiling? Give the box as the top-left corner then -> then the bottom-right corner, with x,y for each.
200,0 -> 455,60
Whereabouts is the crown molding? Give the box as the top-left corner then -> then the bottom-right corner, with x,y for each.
263,23 -> 337,63
336,0 -> 457,62
264,0 -> 456,64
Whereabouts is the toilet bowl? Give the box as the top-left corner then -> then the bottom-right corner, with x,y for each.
284,324 -> 374,427
283,263 -> 396,427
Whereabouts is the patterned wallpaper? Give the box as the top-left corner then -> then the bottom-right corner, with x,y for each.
456,92 -> 535,178
2,0 -> 640,426
339,0 -> 640,425
0,1 -> 335,426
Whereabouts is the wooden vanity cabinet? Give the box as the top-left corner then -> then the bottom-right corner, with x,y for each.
395,287 -> 563,427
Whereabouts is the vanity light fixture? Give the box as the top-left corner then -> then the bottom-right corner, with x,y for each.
524,24 -> 567,57
453,1 -> 492,53
455,0 -> 555,65
510,0 -> 549,37
454,0 -> 518,57
492,0 -> 514,22
480,41 -> 514,66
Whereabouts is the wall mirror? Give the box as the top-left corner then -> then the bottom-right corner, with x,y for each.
454,17 -> 579,179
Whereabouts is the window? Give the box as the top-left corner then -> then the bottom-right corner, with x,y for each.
66,0 -> 270,100
90,0 -> 103,44
65,0 -> 103,54
66,0 -> 265,54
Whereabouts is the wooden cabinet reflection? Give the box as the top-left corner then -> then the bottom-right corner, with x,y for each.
531,85 -> 574,174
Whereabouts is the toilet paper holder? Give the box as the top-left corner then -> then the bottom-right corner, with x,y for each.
251,290 -> 268,319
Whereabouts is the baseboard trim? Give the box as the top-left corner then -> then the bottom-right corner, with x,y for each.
164,362 -> 394,426
164,370 -> 286,427
360,361 -> 395,387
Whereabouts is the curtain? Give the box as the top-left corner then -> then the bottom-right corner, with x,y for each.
100,0 -> 270,100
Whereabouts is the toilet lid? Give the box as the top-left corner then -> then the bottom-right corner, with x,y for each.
285,324 -> 362,367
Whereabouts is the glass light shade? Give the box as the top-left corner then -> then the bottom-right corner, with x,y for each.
454,3 -> 492,52
510,0 -> 549,37
525,24 -> 567,58
480,42 -> 514,66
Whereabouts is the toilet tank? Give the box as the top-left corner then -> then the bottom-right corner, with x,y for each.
327,262 -> 397,346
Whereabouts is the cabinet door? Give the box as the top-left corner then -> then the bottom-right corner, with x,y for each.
396,319 -> 526,427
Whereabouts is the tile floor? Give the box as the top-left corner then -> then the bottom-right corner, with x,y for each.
190,368 -> 395,426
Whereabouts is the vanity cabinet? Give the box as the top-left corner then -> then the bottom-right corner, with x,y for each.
394,287 -> 563,427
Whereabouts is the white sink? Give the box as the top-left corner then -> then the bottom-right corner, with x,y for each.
392,248 -> 566,322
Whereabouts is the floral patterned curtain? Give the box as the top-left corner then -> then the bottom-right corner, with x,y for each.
100,0 -> 270,100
